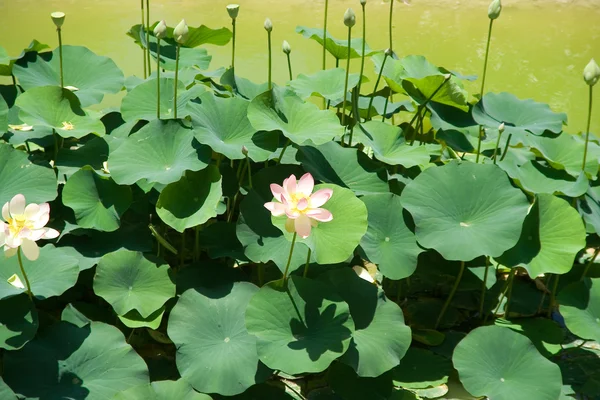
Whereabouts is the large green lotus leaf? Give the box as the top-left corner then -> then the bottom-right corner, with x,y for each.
247,86 -> 344,145
295,26 -> 374,60
495,318 -> 565,358
62,167 -> 132,232
0,245 -> 79,300
156,166 -> 223,232
513,160 -> 588,197
3,321 -> 149,399
190,92 -> 278,162
0,93 -> 8,132
558,278 -> 600,342
472,92 -> 567,142
372,53 -> 468,110
327,362 -> 397,400
453,325 -> 562,400
129,22 -> 230,48
121,78 -> 206,122
393,347 -> 452,389
169,283 -> 266,396
219,68 -> 269,101
297,141 -> 389,196
496,194 -> 585,277
13,46 -> 124,107
579,185 -> 600,234
0,294 -> 38,350
94,249 -> 175,318
0,40 -> 50,76
55,137 -> 109,180
118,307 -> 166,330
15,86 -> 105,139
522,132 -> 600,177
108,119 -> 210,185
356,121 -> 430,168
0,143 -> 57,207
236,170 -> 312,274
114,379 -> 212,400
273,184 -> 369,265
429,102 -> 479,144
401,161 -> 529,261
324,268 -> 411,377
289,68 -> 361,102
245,276 -> 354,375
360,194 -> 422,280
0,376 -> 16,400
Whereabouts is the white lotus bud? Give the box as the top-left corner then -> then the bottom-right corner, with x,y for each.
264,18 -> 273,32
488,0 -> 502,20
384,48 -> 393,57
173,19 -> 189,45
241,146 -> 249,156
584,59 -> 600,87
227,4 -> 240,20
154,20 -> 167,40
282,40 -> 291,55
344,8 -> 356,28
352,265 -> 375,284
51,11 -> 65,28
499,122 -> 505,133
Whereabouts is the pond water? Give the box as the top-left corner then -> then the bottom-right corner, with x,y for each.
1,0 -> 599,134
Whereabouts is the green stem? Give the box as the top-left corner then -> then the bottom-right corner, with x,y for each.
140,0 -> 146,78
258,264 -> 265,286
582,248 -> 600,280
17,248 -> 33,301
281,232 -> 298,285
381,95 -> 390,122
582,85 -> 594,171
499,133 -> 512,161
179,230 -> 185,268
388,0 -> 394,51
231,19 -> 236,70
57,28 -> 64,88
366,52 -> 389,120
145,0 -> 151,75
348,86 -> 360,146
173,44 -> 180,118
408,75 -> 450,129
487,272 -> 511,323
286,53 -> 293,81
537,274 -> 551,315
492,128 -> 503,164
357,4 -> 367,96
303,249 -> 312,278
156,38 -> 161,118
246,155 -> 253,189
277,139 -> 291,164
267,31 -> 272,91
435,261 -> 465,330
475,126 -> 484,163
341,26 -> 352,127
478,256 -> 490,316
322,0 -> 329,71
504,269 -> 516,318
475,19 -> 494,157
547,274 -> 559,318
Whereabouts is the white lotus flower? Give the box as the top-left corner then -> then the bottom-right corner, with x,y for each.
0,194 -> 60,261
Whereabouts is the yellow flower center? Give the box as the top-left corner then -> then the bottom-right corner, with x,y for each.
61,121 -> 75,130
6,217 -> 31,237
288,193 -> 310,215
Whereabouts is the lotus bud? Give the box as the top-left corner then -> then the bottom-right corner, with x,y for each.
282,40 -> 291,55
488,0 -> 502,20
173,19 -> 189,45
384,48 -> 393,57
227,4 -> 240,20
242,146 -> 249,156
498,122 -> 505,133
344,8 -> 356,28
443,73 -> 452,80
584,58 -> 600,87
264,18 -> 273,32
360,0 -> 367,5
154,20 -> 167,40
51,11 -> 65,28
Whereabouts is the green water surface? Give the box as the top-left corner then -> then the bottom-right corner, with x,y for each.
1,0 -> 599,134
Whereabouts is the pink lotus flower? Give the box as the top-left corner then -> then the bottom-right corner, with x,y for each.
0,194 -> 60,261
264,173 -> 333,238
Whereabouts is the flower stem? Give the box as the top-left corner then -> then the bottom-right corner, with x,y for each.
231,18 -> 236,71
547,274 -> 560,318
140,0 -> 146,78
492,128 -> 504,164
267,30 -> 272,91
486,271 -> 511,323
179,230 -> 185,268
499,133 -> 512,162
277,139 -> 291,165
478,256 -> 490,316
145,0 -> 151,76
245,154 -> 253,189
475,126 -> 484,163
156,38 -> 161,119
475,19 -> 494,158
322,0 -> 329,109
341,26 -> 353,128
388,0 -> 394,51
504,268 -> 516,318
582,85 -> 594,171
357,3 -> 367,96
435,260 -> 465,330
381,95 -> 390,122
17,248 -> 33,302
303,249 -> 312,278
582,247 -> 600,280
366,52 -> 389,120
281,232 -> 298,285
173,44 -> 180,118
57,28 -> 64,88
286,53 -> 293,81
